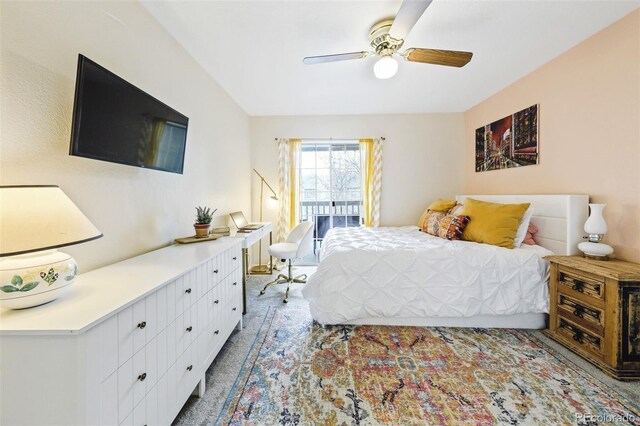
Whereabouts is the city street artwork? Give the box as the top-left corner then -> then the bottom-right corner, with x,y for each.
475,104 -> 539,172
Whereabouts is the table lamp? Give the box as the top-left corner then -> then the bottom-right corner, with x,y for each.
251,169 -> 278,274
0,185 -> 102,309
578,203 -> 613,259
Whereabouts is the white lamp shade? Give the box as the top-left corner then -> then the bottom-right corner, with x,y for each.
0,186 -> 102,256
373,56 -> 398,79
584,203 -> 607,235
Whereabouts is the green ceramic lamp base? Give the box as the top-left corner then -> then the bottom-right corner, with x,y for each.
0,250 -> 78,309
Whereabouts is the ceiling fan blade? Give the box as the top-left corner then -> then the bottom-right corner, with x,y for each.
404,48 -> 473,67
303,51 -> 369,65
389,0 -> 433,40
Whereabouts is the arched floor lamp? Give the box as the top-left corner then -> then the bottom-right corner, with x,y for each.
251,169 -> 278,274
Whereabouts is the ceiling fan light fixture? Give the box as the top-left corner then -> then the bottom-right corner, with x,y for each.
373,56 -> 398,79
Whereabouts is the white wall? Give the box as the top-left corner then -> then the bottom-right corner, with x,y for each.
1,1 -> 251,271
250,114 -> 465,234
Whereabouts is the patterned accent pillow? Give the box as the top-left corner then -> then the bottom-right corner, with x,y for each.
421,211 -> 471,240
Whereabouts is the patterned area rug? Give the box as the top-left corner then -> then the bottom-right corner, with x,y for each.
217,308 -> 640,425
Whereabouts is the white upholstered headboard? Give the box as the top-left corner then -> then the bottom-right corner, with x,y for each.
455,195 -> 589,256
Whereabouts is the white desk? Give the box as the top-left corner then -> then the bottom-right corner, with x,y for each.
230,222 -> 273,313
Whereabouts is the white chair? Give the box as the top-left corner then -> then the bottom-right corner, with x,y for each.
260,221 -> 314,303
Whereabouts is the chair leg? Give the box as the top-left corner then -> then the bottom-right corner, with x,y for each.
259,277 -> 286,295
261,259 -> 305,303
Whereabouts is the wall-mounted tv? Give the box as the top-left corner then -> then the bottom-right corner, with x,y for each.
70,55 -> 188,174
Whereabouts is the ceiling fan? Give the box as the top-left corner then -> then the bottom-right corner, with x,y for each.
303,0 -> 472,79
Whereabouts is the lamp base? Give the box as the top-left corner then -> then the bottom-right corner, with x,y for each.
578,242 -> 614,260
0,250 -> 78,309
250,264 -> 272,275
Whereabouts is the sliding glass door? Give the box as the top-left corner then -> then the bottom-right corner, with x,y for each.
299,141 -> 361,262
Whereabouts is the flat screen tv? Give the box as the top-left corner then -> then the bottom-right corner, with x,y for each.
70,55 -> 188,174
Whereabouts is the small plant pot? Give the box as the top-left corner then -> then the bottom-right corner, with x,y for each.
194,224 -> 211,238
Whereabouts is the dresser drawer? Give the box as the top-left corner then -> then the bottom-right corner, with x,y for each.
556,315 -> 604,360
227,276 -> 241,305
211,254 -> 224,284
177,343 -> 199,405
173,273 -> 195,317
182,304 -> 197,351
557,266 -> 605,303
118,298 -> 147,367
209,284 -> 222,326
100,371 -> 118,426
181,270 -> 197,313
229,245 -> 241,273
557,293 -> 604,335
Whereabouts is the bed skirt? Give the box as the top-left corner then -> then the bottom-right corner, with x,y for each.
333,313 -> 548,329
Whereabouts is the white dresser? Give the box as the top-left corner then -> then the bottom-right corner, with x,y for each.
0,237 -> 243,426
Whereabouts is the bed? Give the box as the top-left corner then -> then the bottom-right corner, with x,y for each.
301,194 -> 589,328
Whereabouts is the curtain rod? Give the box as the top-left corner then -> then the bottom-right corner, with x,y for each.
274,137 -> 386,141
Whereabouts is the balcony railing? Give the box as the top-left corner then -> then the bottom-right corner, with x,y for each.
300,200 -> 361,219
299,201 -> 362,247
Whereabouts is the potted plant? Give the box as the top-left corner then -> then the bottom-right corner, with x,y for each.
194,206 -> 216,238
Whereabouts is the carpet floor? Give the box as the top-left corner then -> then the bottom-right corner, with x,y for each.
174,267 -> 640,425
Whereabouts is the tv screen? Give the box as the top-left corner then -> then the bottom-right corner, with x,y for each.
70,55 -> 188,174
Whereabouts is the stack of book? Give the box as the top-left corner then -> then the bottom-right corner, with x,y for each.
211,226 -> 230,236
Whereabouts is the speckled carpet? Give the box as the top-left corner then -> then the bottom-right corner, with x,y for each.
174,268 -> 640,425
215,308 -> 639,425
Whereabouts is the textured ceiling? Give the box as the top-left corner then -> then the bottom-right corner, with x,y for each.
142,1 -> 639,116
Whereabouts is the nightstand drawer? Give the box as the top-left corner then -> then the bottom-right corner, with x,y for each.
556,315 -> 604,360
557,294 -> 604,335
557,266 -> 604,303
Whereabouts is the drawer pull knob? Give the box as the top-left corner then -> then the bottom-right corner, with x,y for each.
233,257 -> 237,260
214,300 -> 219,304
187,365 -> 193,371
138,373 -> 147,381
571,282 -> 584,292
137,321 -> 146,329
214,330 -> 219,335
186,326 -> 193,332
573,306 -> 584,318
233,282 -> 237,286
572,331 -> 584,344
185,288 -> 192,294
213,269 -> 219,274
232,307 -> 237,311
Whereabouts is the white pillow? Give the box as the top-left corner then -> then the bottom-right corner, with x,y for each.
513,206 -> 534,247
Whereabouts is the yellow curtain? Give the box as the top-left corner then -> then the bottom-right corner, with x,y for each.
289,139 -> 302,230
359,139 -> 374,227
360,138 -> 383,227
276,138 -> 302,243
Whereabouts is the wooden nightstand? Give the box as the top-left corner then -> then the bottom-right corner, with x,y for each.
544,255 -> 640,380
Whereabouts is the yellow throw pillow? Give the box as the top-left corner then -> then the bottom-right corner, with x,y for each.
427,199 -> 458,213
461,198 -> 530,249
418,209 -> 430,227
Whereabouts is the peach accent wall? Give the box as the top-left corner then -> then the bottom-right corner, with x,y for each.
464,10 -> 640,262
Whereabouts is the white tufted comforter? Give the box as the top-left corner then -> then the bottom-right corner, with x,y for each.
301,226 -> 552,325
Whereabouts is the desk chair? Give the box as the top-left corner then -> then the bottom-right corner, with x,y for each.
259,221 -> 314,303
